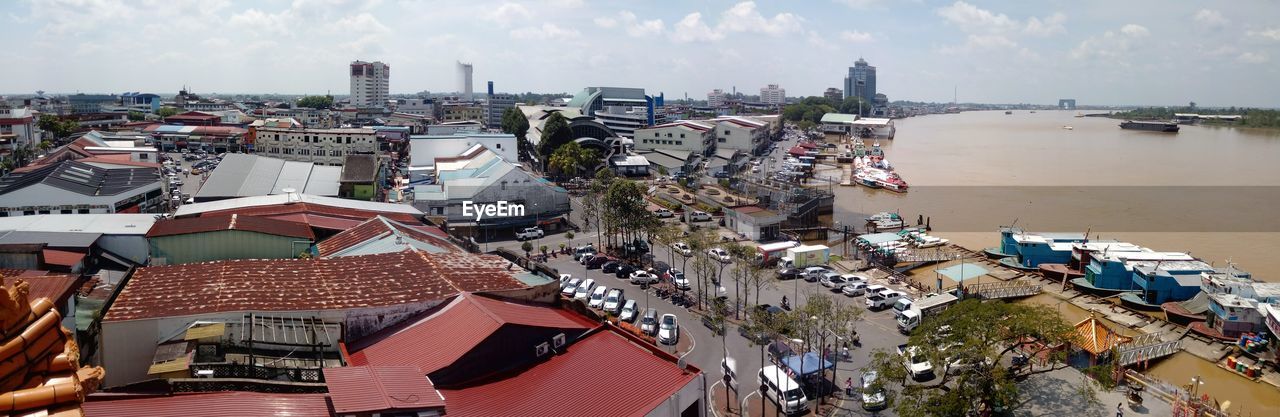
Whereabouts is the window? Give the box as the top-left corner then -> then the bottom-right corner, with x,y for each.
724,130 -> 730,135
37,210 -> 50,214
60,209 -> 73,214
680,134 -> 686,138
667,133 -> 672,138
719,138 -> 726,143
23,211 -> 34,216
78,209 -> 90,214
139,153 -> 149,160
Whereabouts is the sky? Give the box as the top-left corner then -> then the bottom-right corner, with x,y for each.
2,0 -> 1278,107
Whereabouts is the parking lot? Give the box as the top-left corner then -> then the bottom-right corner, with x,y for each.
159,151 -> 220,209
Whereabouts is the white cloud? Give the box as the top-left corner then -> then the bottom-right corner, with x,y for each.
806,31 -> 837,50
547,0 -> 584,8
1193,9 -> 1227,29
201,37 -> 231,48
1247,28 -> 1280,42
229,9 -> 293,36
619,11 -> 665,37
1237,52 -> 1268,64
510,23 -> 580,41
670,12 -> 723,43
839,30 -> 874,43
936,1 -> 1017,33
1023,12 -> 1066,36
941,34 -> 1018,54
488,2 -> 532,27
716,1 -> 803,36
333,13 -> 390,35
593,16 -> 617,28
835,0 -> 887,8
1120,24 -> 1149,37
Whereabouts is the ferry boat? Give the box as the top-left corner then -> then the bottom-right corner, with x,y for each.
1119,120 -> 1179,132
1005,110 -> 1013,115
870,169 -> 908,192
865,212 -> 904,229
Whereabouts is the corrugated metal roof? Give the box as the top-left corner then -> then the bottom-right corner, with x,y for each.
1,271 -> 82,305
0,230 -> 102,247
176,194 -> 421,218
41,249 -> 87,267
82,392 -> 333,417
0,214 -> 156,235
323,366 -> 445,413
439,327 -> 699,417
347,294 -> 596,374
316,216 -> 456,258
146,214 -> 315,239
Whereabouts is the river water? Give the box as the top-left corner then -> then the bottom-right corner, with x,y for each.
828,110 -> 1280,280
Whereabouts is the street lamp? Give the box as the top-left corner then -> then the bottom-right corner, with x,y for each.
1190,375 -> 1205,397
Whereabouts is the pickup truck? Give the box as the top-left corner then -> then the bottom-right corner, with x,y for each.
515,227 -> 544,241
897,344 -> 934,380
897,293 -> 959,333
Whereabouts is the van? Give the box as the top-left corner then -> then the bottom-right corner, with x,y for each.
892,297 -> 914,318
758,365 -> 808,415
864,284 -> 888,298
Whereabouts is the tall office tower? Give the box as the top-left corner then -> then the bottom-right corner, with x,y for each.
457,61 -> 474,101
349,60 -> 389,108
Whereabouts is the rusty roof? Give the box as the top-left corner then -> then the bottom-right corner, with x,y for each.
316,216 -> 456,258
1,271 -> 82,305
146,214 -> 316,240
439,327 -> 700,417
323,366 -> 445,414
1073,315 -> 1132,355
83,392 -> 333,417
104,251 -> 528,322
183,201 -> 421,229
347,294 -> 597,375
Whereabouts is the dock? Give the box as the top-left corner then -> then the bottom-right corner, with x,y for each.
964,280 -> 1042,300
840,163 -> 853,186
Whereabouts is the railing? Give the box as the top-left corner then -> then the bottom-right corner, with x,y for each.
188,363 -> 324,383
964,280 -> 1042,299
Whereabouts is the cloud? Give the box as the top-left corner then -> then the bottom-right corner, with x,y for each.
839,30 -> 874,43
670,12 -> 723,43
1120,24 -> 1149,37
1023,12 -> 1066,36
716,1 -> 803,36
1193,9 -> 1227,29
835,0 -> 886,8
201,37 -> 231,48
806,31 -> 837,50
547,0 -> 584,8
333,13 -> 390,35
1248,28 -> 1280,42
941,34 -> 1018,54
619,11 -> 665,37
936,1 -> 1017,33
593,16 -> 617,28
510,23 -> 580,41
1237,52 -> 1268,64
487,2 -> 532,27
229,9 -> 293,36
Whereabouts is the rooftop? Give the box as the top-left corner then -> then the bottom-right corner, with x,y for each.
820,113 -> 859,124
0,269 -> 82,305
174,193 -> 421,226
0,160 -> 159,197
339,154 -> 378,183
145,214 -> 316,240
195,154 -> 341,199
104,250 -> 527,322
316,215 -> 455,258
83,392 -> 333,417
0,214 -> 157,235
323,366 -> 445,414
1073,314 -> 1132,355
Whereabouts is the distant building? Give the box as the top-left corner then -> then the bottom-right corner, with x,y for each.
145,214 -> 316,265
193,153 -> 341,202
457,61 -> 474,101
484,94 -> 516,129
412,145 -> 569,229
396,98 -> 435,119
0,108 -> 41,151
0,160 -> 164,216
567,87 -> 654,138
252,126 -> 379,166
441,103 -> 484,123
633,120 -> 716,156
425,120 -> 484,136
350,60 -> 390,108
707,89 -> 726,108
710,116 -> 771,156
844,58 -> 877,104
408,132 -> 517,172
162,111 -> 221,126
143,124 -> 248,153
823,88 -> 843,102
67,94 -> 118,114
759,84 -> 786,105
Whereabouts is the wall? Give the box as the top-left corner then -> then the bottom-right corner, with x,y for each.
634,126 -> 708,154
645,372 -> 706,417
408,135 -> 517,167
96,235 -> 150,265
149,230 -> 311,265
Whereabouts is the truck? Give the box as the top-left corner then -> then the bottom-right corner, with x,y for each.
897,344 -> 934,380
778,244 -> 830,269
515,227 -> 544,241
866,289 -> 903,310
755,241 -> 800,266
896,292 -> 960,333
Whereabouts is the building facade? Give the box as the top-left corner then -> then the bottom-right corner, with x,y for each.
823,88 -> 843,102
442,104 -> 484,123
0,161 -> 165,216
457,62 -> 474,101
67,94 -> 118,114
484,95 -> 516,129
350,61 -> 390,108
633,120 -> 716,156
707,89 -> 726,108
252,126 -> 379,166
844,58 -> 877,104
711,116 -> 770,156
396,98 -> 435,119
759,84 -> 785,105
0,109 -> 41,151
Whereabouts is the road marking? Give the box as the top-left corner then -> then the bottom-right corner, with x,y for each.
680,327 -> 697,361
741,391 -> 759,417
708,380 -> 724,417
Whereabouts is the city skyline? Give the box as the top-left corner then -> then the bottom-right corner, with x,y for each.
2,0 -> 1278,106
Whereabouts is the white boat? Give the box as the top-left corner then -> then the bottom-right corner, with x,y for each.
1062,125 -> 1074,130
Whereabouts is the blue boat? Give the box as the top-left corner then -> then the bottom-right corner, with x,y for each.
997,227 -> 1092,269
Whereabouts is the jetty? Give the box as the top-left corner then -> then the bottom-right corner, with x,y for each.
964,280 -> 1042,300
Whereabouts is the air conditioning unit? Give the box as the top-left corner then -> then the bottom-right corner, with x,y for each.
535,342 -> 550,357
552,333 -> 566,349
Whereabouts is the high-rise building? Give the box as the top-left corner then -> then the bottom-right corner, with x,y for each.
707,89 -> 726,108
843,58 -> 877,104
759,84 -> 785,105
823,88 -> 843,102
484,81 -> 516,129
349,61 -> 389,108
457,61 -> 474,101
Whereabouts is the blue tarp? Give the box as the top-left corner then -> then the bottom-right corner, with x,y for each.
780,352 -> 834,376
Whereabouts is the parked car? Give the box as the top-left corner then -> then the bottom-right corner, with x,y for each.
672,242 -> 693,257
707,248 -> 731,263
619,299 -> 638,322
578,253 -> 595,265
515,227 -> 544,241
573,245 -> 596,261
561,278 -> 582,296
630,269 -> 659,285
615,264 -> 637,278
559,274 -> 573,289
588,285 -> 609,309
586,255 -> 612,269
777,268 -> 803,280
602,261 -> 622,273
841,273 -> 869,285
573,279 -> 597,300
640,308 -> 659,335
841,282 -> 868,297
658,314 -> 679,345
666,269 -> 690,290
861,371 -> 888,411
802,266 -> 832,282
688,211 -> 712,222
819,272 -> 849,290
653,208 -> 674,218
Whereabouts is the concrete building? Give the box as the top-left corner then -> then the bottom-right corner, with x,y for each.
844,58 -> 877,104
608,154 -> 650,177
711,116 -> 771,155
350,61 -> 390,108
145,214 -> 316,265
193,153 -> 341,202
425,120 -> 484,135
143,124 -> 248,153
0,109 -> 41,151
441,103 -> 484,123
252,126 -> 379,166
457,62 -> 474,101
338,154 -> 381,201
67,94 -> 118,114
723,205 -> 786,241
484,94 -> 516,129
412,145 -> 569,229
567,87 -> 654,138
408,133 -> 517,172
823,88 -> 843,102
396,98 -> 435,119
0,213 -> 157,273
638,148 -> 699,177
707,89 -> 727,108
633,120 -> 716,156
759,84 -> 785,105
0,160 -> 164,217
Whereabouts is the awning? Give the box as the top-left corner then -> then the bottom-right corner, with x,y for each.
780,352 -> 834,377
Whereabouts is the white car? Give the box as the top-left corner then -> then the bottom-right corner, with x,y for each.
673,273 -> 691,291
573,245 -> 596,261
861,371 -> 887,411
515,227 -> 544,241
588,285 -> 609,309
653,208 -> 674,218
672,242 -> 693,257
658,314 -> 679,345
819,272 -> 848,289
559,274 -> 573,289
802,266 -> 832,281
619,299 -> 639,322
842,282 -> 868,297
573,279 -> 596,300
630,270 -> 659,285
707,248 -> 731,263
688,211 -> 712,222
560,278 -> 582,296
603,289 -> 624,313
841,273 -> 869,284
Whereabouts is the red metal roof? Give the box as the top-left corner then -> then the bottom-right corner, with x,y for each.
194,203 -> 421,229
348,294 -> 597,374
0,270 -> 82,305
42,249 -> 87,267
316,216 -> 456,257
323,366 -> 445,414
439,327 -> 700,417
104,251 -> 527,322
146,214 -> 316,239
83,392 -> 333,417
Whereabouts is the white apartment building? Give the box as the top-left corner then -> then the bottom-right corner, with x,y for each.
0,108 -> 41,150
707,89 -> 726,108
633,120 -> 716,156
397,98 -> 435,119
711,116 -> 771,156
350,61 -> 390,108
759,84 -> 786,105
253,127 -> 379,166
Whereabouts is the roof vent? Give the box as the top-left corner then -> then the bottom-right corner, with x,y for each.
535,342 -> 550,357
552,333 -> 566,349
281,188 -> 301,204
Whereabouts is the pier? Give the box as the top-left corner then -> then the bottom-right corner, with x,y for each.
1118,332 -> 1182,367
963,280 -> 1042,300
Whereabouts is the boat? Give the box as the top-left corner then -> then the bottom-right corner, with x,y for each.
868,142 -> 884,158
855,170 -> 880,188
1075,112 -> 1084,118
1120,120 -> 1179,132
1030,110 -> 1037,113
1005,111 -> 1012,115
982,247 -> 1015,259
873,170 -> 909,192
1062,126 -> 1073,130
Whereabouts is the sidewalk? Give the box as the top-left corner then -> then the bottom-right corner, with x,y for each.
1016,366 -> 1171,417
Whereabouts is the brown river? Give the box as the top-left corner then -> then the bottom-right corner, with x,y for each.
825,110 -> 1280,414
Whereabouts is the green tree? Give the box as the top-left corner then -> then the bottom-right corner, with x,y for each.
127,111 -> 145,121
867,299 -> 1076,417
794,292 -> 863,405
501,107 -> 532,160
37,115 -> 79,143
520,241 -> 534,258
37,140 -> 54,152
538,112 -> 572,158
548,141 -> 600,180
156,107 -> 179,118
296,95 -> 335,109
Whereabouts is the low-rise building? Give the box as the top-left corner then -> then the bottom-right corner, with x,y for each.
252,126 -> 379,166
67,93 -> 118,114
412,145 -> 569,230
174,192 -> 423,235
723,205 -> 786,241
0,213 -> 157,269
0,160 -> 164,217
638,148 -> 699,177
0,108 -> 41,151
142,124 -> 248,153
441,103 -> 483,123
711,116 -> 771,155
408,133 -> 517,171
608,154 -> 650,177
338,154 -> 381,201
633,120 -> 716,156
425,120 -> 484,135
163,111 -> 222,126
194,153 -> 341,201
145,214 -> 316,265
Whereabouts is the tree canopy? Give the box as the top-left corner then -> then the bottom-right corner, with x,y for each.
547,141 -> 599,179
156,107 -> 180,118
538,112 -> 573,158
296,95 -> 334,109
781,96 -> 872,128
37,115 -> 79,142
